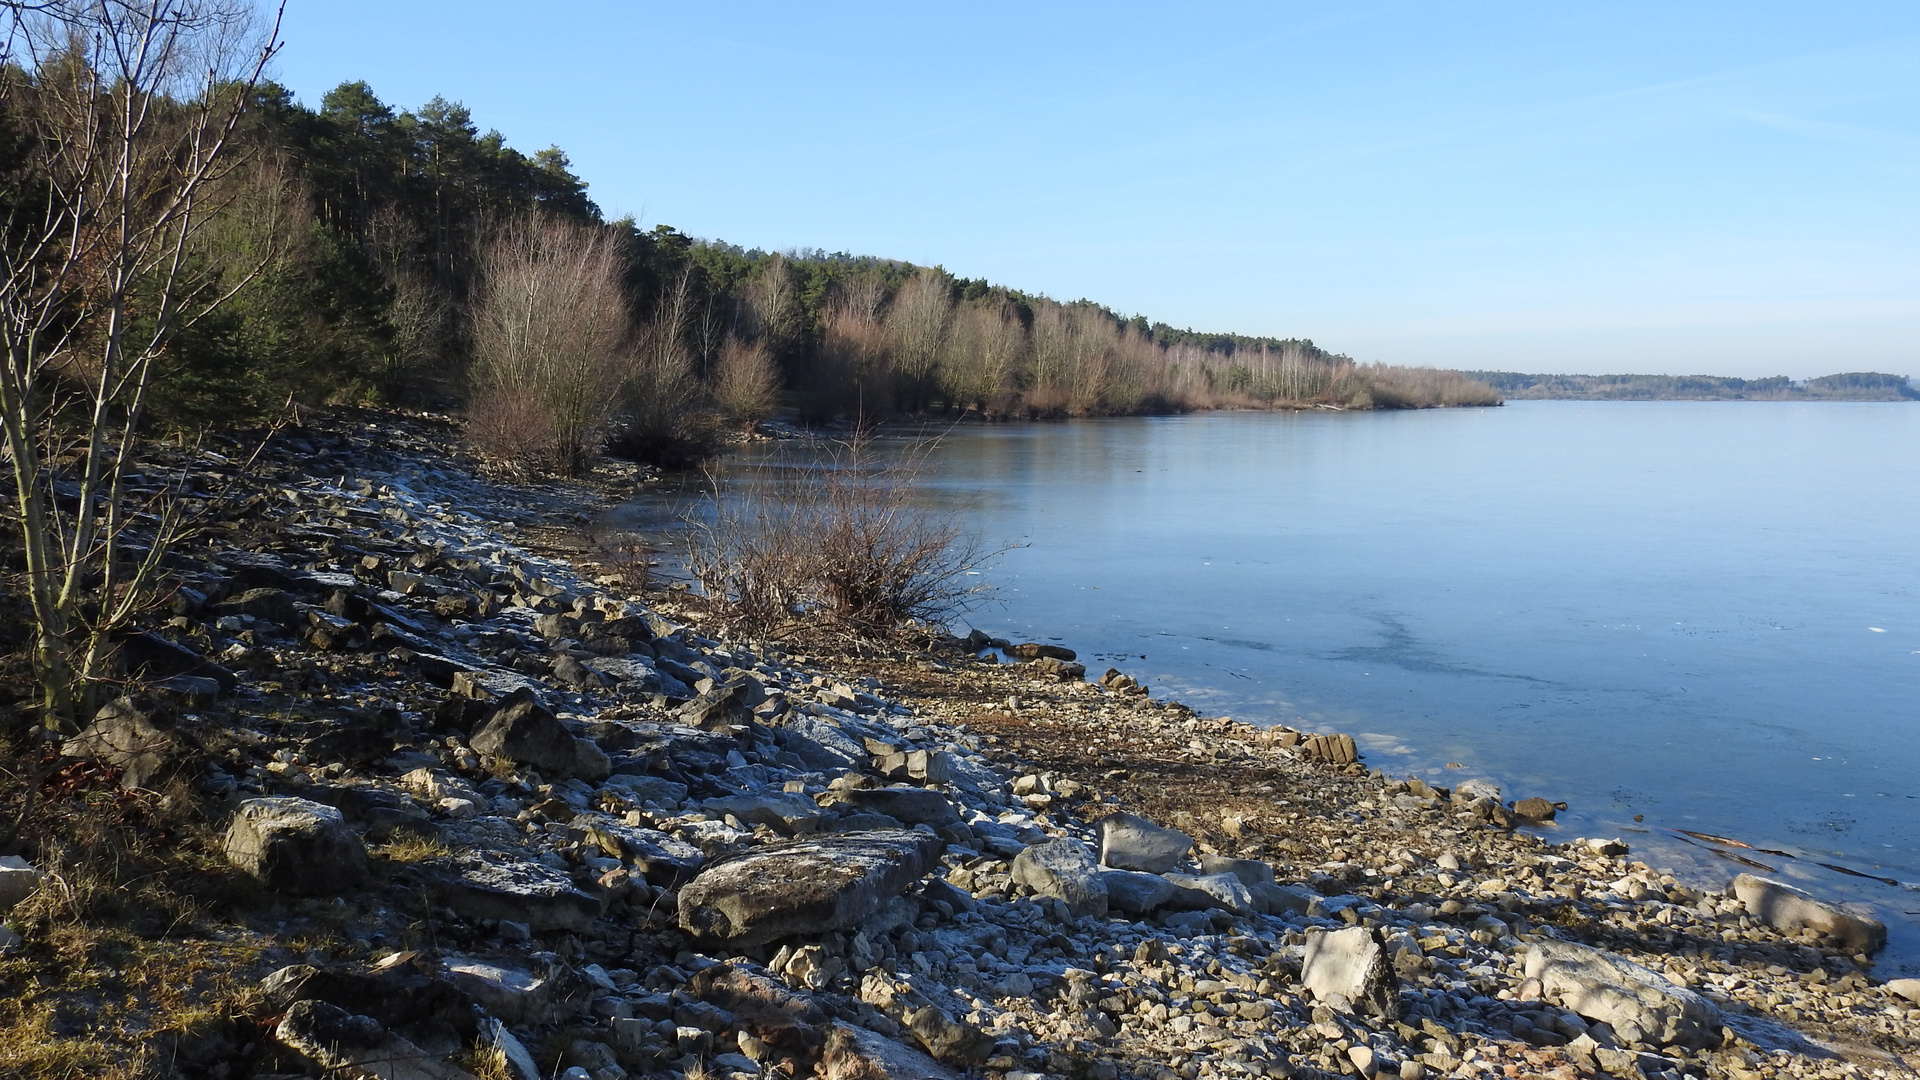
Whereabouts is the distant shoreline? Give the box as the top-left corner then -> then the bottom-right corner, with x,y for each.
1465,370 -> 1917,402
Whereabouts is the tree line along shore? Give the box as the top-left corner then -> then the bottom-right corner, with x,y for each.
3,53 -> 1501,480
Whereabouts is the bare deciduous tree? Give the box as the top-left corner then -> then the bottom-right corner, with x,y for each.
885,268 -> 951,410
467,212 -> 629,476
0,0 -> 283,731
939,299 -> 1022,412
736,253 -> 798,357
615,263 -> 708,460
364,205 -> 447,398
711,336 -> 778,429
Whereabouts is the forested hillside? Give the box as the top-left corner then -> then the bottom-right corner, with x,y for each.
4,70 -> 1500,475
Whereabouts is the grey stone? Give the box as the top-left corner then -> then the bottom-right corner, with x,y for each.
482,1018 -> 542,1080
224,797 -> 366,894
1161,872 -> 1257,916
1512,797 -> 1559,821
1197,854 -> 1274,886
1524,939 -> 1722,1049
1885,978 -> 1920,1006
875,749 -> 954,786
1029,656 -> 1086,680
211,587 -> 298,627
1297,732 -> 1359,766
570,736 -> 612,783
1096,812 -> 1194,873
704,792 -> 824,831
686,962 -> 827,1053
443,957 -> 553,1024
1248,880 -> 1321,917
1453,777 -> 1504,803
601,773 -> 689,808
274,999 -> 478,1080
775,720 -> 862,771
1011,837 -> 1108,917
1005,643 -> 1076,661
570,815 -> 706,887
62,696 -> 180,791
903,1005 -> 994,1063
825,813 -> 907,833
1733,873 -> 1887,955
843,787 -> 960,827
116,631 -> 237,691
421,853 -> 605,932
1100,869 -> 1177,915
552,653 -> 606,690
1302,925 -> 1397,1020
677,830 -> 945,946
469,690 -> 579,776
256,955 -> 478,1038
0,856 -> 41,914
820,1021 -> 960,1080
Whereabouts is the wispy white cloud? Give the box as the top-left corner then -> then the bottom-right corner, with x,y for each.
1734,110 -> 1917,152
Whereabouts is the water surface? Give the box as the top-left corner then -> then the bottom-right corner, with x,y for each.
623,401 -> 1920,973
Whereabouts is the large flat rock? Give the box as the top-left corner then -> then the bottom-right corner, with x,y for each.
677,830 -> 945,946
842,787 -> 960,827
570,813 -> 706,886
1525,939 -> 1722,1049
820,1021 -> 959,1080
274,999 -> 477,1080
1733,873 -> 1887,955
419,853 -> 604,932
1100,869 -> 1177,915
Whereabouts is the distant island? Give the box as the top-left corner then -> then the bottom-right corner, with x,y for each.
1463,370 -> 1917,401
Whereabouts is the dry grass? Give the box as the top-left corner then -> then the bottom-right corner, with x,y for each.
0,741 -> 284,1078
590,532 -> 658,594
460,1043 -> 519,1080
369,833 -> 454,864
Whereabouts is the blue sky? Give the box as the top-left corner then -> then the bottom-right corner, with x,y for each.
272,2 -> 1918,377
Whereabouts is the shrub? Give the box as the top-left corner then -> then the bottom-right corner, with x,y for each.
712,337 -> 780,429
687,439 -> 994,633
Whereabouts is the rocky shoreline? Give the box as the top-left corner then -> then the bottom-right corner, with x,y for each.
5,409 -> 1916,1080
